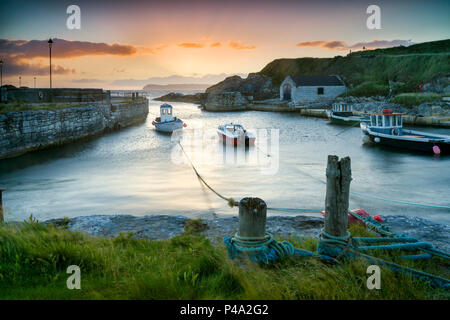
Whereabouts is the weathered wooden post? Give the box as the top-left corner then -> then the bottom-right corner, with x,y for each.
0,188 -> 5,223
238,197 -> 267,238
318,155 -> 352,258
106,90 -> 111,104
324,155 -> 352,238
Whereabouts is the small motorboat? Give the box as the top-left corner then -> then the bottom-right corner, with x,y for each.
152,104 -> 186,133
360,109 -> 450,154
217,123 -> 255,146
327,102 -> 369,125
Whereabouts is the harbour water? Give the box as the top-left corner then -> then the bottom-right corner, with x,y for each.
1,91 -> 449,224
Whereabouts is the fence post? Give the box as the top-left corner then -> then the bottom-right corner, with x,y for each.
324,155 -> 352,237
0,188 -> 5,223
238,197 -> 267,238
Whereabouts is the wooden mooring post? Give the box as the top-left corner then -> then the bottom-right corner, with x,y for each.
324,155 -> 352,238
0,188 -> 5,223
238,197 -> 267,238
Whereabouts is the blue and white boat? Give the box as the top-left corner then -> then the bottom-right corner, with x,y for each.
361,109 -> 450,154
152,104 -> 186,133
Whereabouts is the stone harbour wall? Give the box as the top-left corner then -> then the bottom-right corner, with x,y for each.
0,99 -> 149,159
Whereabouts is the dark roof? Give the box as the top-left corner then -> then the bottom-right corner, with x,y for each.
288,75 -> 344,86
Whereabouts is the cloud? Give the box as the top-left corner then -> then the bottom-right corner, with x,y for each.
210,42 -> 222,47
228,40 -> 257,50
2,60 -> 75,76
177,42 -> 205,48
296,39 -> 414,51
0,38 -> 159,76
0,38 -> 139,60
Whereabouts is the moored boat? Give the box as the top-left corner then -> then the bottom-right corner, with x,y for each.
152,104 -> 186,133
361,109 -> 450,154
327,102 -> 369,125
217,123 -> 255,146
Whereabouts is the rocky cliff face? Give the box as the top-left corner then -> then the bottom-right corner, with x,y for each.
0,99 -> 149,159
202,73 -> 278,111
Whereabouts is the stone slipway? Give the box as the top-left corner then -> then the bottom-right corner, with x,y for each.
45,213 -> 450,252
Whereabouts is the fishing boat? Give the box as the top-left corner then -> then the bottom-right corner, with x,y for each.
360,109 -> 450,154
152,104 -> 186,133
217,123 -> 255,146
327,102 -> 369,125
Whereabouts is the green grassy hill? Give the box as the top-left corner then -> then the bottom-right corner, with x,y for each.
258,39 -> 450,96
348,39 -> 450,57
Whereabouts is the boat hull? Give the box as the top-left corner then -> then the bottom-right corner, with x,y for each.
329,113 -> 369,126
363,131 -> 450,154
217,132 -> 255,146
154,119 -> 184,133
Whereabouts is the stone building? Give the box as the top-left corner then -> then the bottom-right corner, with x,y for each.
280,75 -> 346,105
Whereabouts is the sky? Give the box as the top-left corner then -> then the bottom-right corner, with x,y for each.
0,0 -> 449,89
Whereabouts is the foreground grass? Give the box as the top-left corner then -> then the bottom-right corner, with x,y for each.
0,220 -> 448,300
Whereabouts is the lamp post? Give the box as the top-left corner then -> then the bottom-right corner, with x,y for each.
48,38 -> 53,89
34,77 -> 36,89
0,59 -> 3,87
19,76 -> 21,87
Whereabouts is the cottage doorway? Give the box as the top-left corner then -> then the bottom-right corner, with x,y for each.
282,84 -> 292,100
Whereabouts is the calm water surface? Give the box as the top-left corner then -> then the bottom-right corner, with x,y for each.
1,92 -> 449,224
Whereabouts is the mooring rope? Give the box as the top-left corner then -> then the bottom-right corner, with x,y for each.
178,141 -> 326,213
178,141 -> 236,206
294,166 -> 450,210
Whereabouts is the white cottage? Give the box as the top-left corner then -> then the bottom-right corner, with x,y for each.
280,75 -> 346,104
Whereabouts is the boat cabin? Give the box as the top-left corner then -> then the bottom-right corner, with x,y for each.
221,123 -> 245,134
368,109 -> 407,133
332,102 -> 353,116
160,104 -> 174,122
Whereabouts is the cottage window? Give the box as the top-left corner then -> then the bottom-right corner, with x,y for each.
317,87 -> 324,95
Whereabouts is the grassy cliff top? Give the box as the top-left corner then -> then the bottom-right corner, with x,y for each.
259,39 -> 450,89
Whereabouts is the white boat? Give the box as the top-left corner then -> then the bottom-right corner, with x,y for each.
152,104 -> 186,133
217,123 -> 255,146
327,102 -> 370,125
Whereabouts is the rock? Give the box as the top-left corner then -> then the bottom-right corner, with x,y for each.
203,92 -> 249,111
43,213 -> 450,252
202,73 -> 278,110
153,92 -> 206,104
422,76 -> 450,94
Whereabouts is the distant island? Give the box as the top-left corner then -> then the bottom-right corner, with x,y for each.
142,83 -> 212,91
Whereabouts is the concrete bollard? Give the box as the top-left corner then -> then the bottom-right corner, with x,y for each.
238,197 -> 267,238
324,155 -> 352,237
0,188 -> 5,223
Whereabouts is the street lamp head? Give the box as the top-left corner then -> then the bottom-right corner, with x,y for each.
48,38 -> 53,48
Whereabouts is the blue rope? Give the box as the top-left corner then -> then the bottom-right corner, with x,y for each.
350,191 -> 450,210
267,207 -> 323,213
224,232 -> 334,264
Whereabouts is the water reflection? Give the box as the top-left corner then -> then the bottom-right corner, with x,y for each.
0,94 -> 449,223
